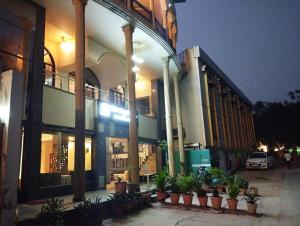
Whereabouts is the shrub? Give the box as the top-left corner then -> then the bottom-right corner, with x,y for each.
178,175 -> 194,195
243,187 -> 260,204
154,169 -> 168,192
167,175 -> 180,194
38,197 -> 65,226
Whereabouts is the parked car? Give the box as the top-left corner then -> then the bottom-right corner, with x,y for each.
246,152 -> 275,169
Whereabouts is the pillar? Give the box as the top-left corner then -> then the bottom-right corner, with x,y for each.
149,0 -> 155,28
73,0 -> 87,202
162,57 -> 175,176
173,73 -> 185,175
122,24 -> 139,185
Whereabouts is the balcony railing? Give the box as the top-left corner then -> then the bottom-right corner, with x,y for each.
113,0 -> 171,48
44,69 -> 156,118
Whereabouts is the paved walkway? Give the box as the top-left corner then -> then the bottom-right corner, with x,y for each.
103,161 -> 300,226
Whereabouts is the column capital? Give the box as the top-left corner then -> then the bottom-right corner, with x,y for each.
161,56 -> 170,64
122,23 -> 135,37
72,0 -> 88,7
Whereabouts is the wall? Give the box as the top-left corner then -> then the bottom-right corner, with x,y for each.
42,85 -> 96,130
138,115 -> 158,140
179,48 -> 207,146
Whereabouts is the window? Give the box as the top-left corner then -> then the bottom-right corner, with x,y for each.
40,133 -> 92,174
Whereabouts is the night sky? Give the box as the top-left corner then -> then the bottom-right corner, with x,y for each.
175,0 -> 300,103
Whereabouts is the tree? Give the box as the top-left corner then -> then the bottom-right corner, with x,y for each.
253,101 -> 300,148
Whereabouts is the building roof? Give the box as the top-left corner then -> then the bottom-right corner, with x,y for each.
197,46 -> 253,107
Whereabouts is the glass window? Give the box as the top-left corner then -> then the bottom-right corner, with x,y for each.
40,133 -> 92,174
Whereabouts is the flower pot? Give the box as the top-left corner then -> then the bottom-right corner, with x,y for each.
170,193 -> 180,205
182,194 -> 193,207
114,181 -> 127,194
227,199 -> 238,211
239,188 -> 247,196
198,196 -> 208,208
157,191 -> 166,203
247,203 -> 257,215
211,196 -> 222,210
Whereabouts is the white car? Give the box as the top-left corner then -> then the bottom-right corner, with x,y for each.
246,152 -> 275,169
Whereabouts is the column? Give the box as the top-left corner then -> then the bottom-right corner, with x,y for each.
73,0 -> 87,202
122,24 -> 139,185
202,70 -> 214,146
173,73 -> 185,175
162,57 -> 175,176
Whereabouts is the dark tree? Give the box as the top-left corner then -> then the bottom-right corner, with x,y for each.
253,101 -> 300,148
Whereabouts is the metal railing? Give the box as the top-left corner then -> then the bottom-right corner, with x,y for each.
44,69 -> 156,118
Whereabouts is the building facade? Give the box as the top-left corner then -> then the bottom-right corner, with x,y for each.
179,46 -> 256,170
0,0 -> 184,204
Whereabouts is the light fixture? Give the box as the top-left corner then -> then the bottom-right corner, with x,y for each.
60,37 -> 73,53
132,55 -> 144,64
132,65 -> 140,72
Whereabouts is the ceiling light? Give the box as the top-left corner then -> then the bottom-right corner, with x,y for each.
132,65 -> 140,72
132,55 -> 144,64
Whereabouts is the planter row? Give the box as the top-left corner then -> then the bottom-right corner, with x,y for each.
157,192 -> 257,215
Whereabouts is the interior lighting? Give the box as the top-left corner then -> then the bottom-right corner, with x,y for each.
132,55 -> 144,64
60,37 -> 73,53
132,65 -> 140,72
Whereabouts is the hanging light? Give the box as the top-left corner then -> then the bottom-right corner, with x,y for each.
132,65 -> 140,72
132,55 -> 144,64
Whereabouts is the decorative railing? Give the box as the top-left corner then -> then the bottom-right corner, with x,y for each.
44,69 -> 156,118
113,0 -> 172,48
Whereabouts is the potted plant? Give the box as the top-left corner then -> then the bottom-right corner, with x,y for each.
193,174 -> 208,207
209,167 -> 225,193
114,177 -> 127,194
226,175 -> 241,211
167,175 -> 181,205
243,187 -> 260,215
109,193 -> 127,218
178,175 -> 194,207
38,197 -> 65,226
154,169 -> 168,202
210,187 -> 222,210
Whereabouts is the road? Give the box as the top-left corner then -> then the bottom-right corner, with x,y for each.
103,160 -> 300,226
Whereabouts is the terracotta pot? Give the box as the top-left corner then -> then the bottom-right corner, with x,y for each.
114,181 -> 127,194
182,194 -> 193,206
227,199 -> 238,211
198,196 -> 208,208
211,196 -> 222,210
171,193 -> 180,205
247,203 -> 257,215
157,191 -> 167,202
239,188 -> 247,196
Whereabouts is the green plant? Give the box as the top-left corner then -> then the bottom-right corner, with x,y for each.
167,175 -> 180,194
243,187 -> 260,204
192,174 -> 207,197
240,178 -> 249,189
226,175 -> 241,200
154,169 -> 168,192
38,197 -> 65,226
74,197 -> 103,226
209,167 -> 225,186
178,175 -> 194,195
109,193 -> 128,208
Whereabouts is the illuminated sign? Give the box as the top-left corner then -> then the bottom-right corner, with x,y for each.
100,102 -> 130,122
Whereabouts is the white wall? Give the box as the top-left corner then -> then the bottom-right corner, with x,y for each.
179,48 -> 207,146
42,86 -> 96,130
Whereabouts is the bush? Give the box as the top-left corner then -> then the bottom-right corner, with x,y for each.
178,175 -> 194,195
37,198 -> 65,226
167,175 -> 180,194
154,169 -> 168,192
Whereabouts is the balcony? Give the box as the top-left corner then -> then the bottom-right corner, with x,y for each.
111,0 -> 173,49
